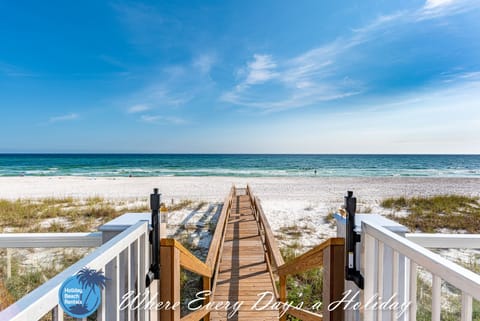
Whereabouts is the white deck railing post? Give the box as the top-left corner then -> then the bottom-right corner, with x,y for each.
362,233 -> 376,321
336,214 -> 409,321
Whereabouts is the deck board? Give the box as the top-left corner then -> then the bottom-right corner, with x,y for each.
210,194 -> 279,321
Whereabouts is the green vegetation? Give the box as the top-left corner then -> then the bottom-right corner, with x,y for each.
381,195 -> 480,232
280,245 -> 323,321
176,233 -> 203,317
168,199 -> 194,212
415,274 -> 480,320
0,197 -> 150,233
278,224 -> 315,239
358,205 -> 372,214
324,211 -> 336,226
1,251 -> 86,302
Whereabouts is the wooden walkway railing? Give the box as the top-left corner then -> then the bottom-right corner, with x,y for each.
277,238 -> 345,321
158,186 -> 235,321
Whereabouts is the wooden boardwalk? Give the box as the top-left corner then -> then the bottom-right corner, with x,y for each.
210,191 -> 279,321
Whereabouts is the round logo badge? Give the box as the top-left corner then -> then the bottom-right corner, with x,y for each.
58,267 -> 106,318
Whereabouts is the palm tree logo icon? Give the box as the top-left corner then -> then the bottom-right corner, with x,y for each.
76,268 -> 107,311
59,267 -> 107,318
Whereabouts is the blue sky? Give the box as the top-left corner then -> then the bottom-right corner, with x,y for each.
0,0 -> 479,153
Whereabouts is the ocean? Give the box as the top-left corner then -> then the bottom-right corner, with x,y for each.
0,154 -> 479,178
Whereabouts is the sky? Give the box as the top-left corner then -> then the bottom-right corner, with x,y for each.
0,0 -> 479,153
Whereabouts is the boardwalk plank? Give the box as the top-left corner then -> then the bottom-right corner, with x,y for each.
210,194 -> 279,321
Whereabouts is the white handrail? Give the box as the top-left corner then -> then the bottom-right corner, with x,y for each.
406,233 -> 480,249
0,232 -> 102,248
363,221 -> 480,299
363,221 -> 480,321
0,220 -> 150,321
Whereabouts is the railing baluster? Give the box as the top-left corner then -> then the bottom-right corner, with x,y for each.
431,274 -> 441,321
99,270 -> 107,321
392,250 -> 399,321
118,248 -> 129,321
363,233 -> 376,321
461,292 -> 473,321
143,232 -> 150,321
105,256 -> 119,321
376,241 -> 384,321
116,255 -> 121,321
129,241 -> 137,321
409,260 -> 417,321
127,245 -> 132,321
138,234 -> 144,321
52,305 -> 63,321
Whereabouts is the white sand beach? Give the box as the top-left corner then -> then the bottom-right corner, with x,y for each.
1,176 -> 479,201
1,176 -> 479,249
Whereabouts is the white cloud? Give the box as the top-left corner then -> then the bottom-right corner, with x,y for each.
222,45 -> 362,111
49,113 -> 79,123
243,54 -> 278,86
140,114 -> 187,125
127,104 -> 150,113
193,54 -> 216,74
418,0 -> 480,20
425,0 -> 455,8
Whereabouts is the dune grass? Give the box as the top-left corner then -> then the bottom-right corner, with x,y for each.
381,195 -> 480,232
1,251 -> 87,302
0,197 -> 150,233
280,245 -> 323,320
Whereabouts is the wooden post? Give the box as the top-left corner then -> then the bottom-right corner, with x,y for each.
160,243 -> 181,321
323,243 -> 345,321
279,275 -> 287,321
203,276 -> 211,321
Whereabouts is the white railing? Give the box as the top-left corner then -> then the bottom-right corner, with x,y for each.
0,232 -> 102,248
0,220 -> 151,321
362,221 -> 480,321
0,232 -> 103,279
406,233 -> 480,249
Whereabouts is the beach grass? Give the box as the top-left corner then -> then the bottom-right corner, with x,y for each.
280,245 -> 323,318
1,251 -> 86,303
0,196 -> 207,233
415,273 -> 480,320
381,195 -> 480,232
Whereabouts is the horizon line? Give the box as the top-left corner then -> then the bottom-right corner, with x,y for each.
0,152 -> 479,156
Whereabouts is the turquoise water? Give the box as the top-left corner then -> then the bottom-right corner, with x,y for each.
0,154 -> 479,177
